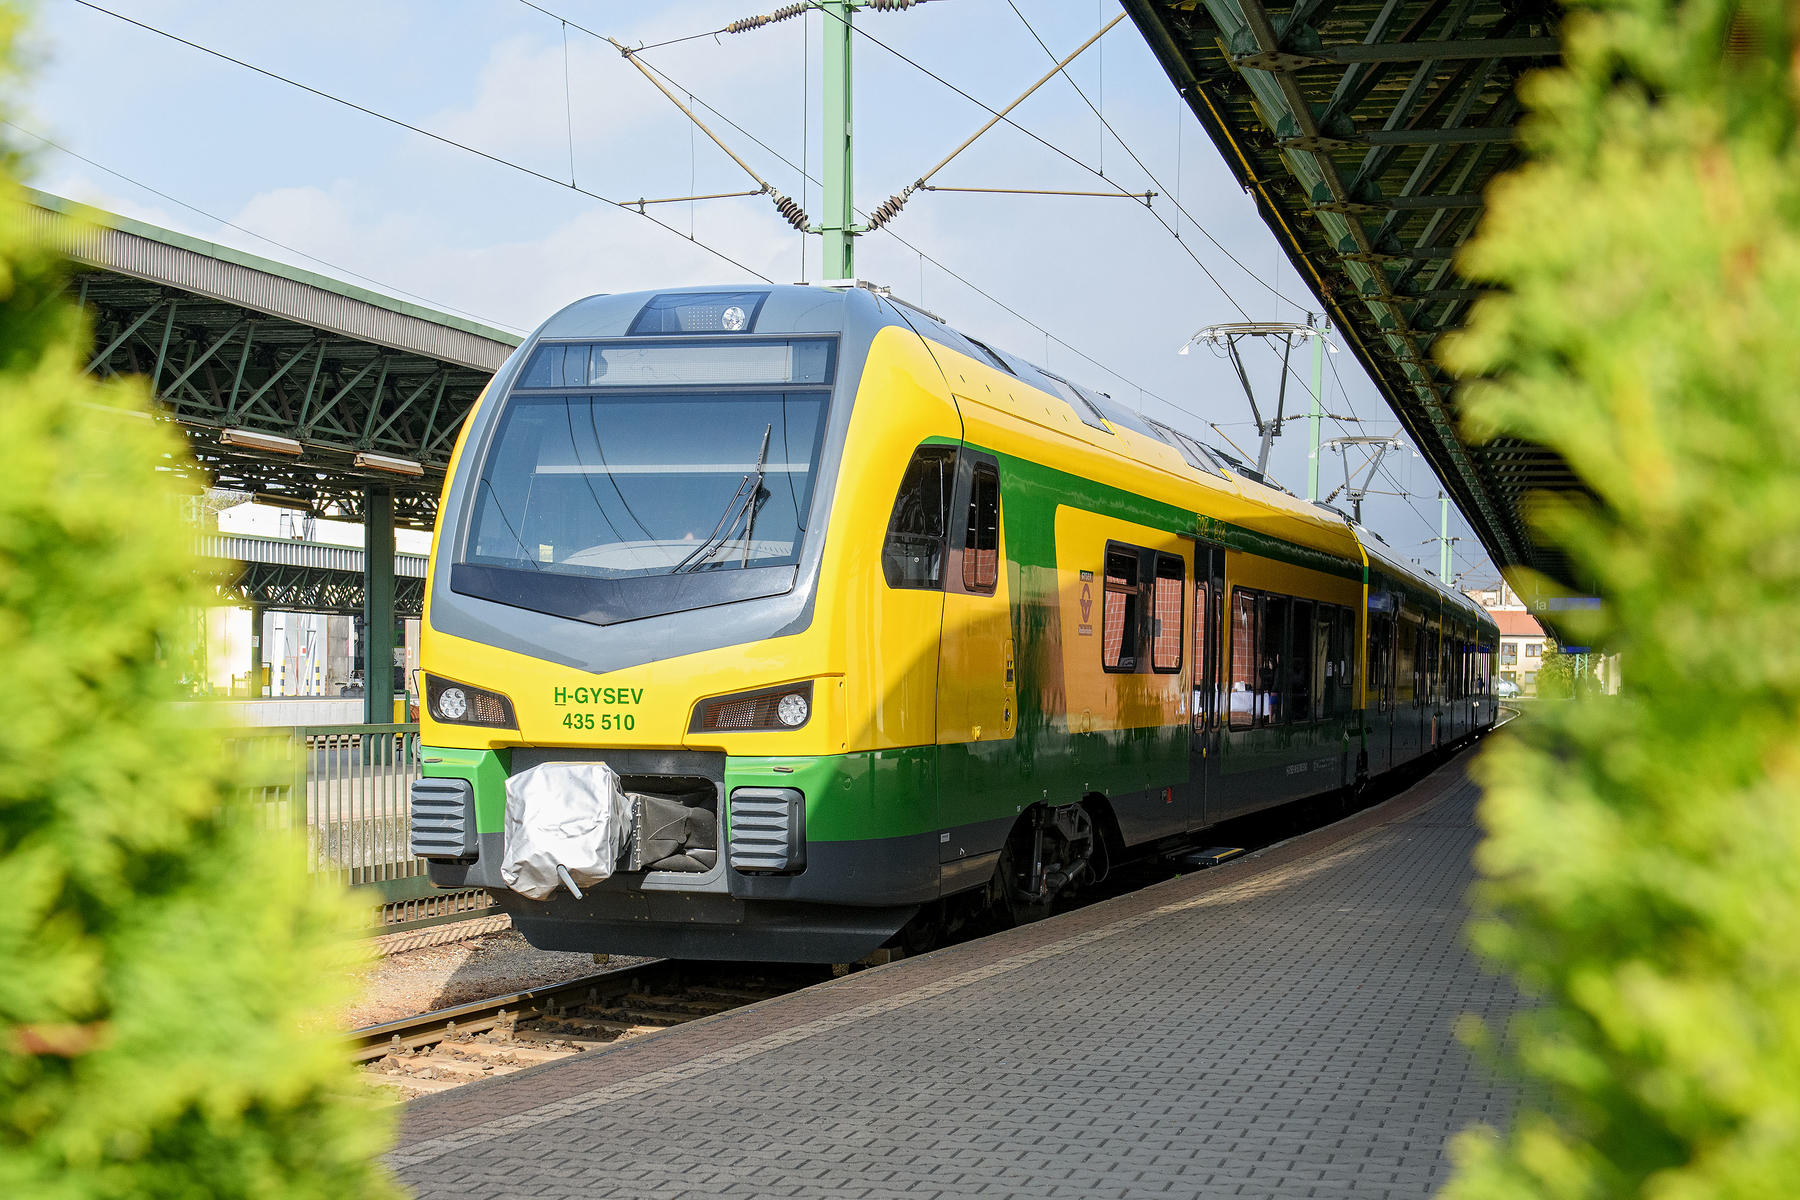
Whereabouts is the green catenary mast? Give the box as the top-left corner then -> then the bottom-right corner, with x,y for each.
822,0 -> 856,279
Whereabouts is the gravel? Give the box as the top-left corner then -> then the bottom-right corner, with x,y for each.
343,922 -> 649,1029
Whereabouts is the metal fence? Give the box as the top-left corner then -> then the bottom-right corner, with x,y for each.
232,722 -> 495,936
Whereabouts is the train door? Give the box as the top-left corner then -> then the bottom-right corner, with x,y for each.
935,452 -> 1018,880
1188,543 -> 1223,829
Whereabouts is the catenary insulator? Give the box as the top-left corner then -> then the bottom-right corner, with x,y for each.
866,0 -> 918,10
771,193 -> 810,231
865,191 -> 909,230
726,3 -> 809,33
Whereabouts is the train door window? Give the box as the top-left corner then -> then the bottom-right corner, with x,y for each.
1331,607 -> 1355,717
1441,630 -> 1451,701
1192,580 -> 1211,730
1152,554 -> 1183,673
961,464 -> 1000,593
1102,547 -> 1141,672
1430,627 -> 1443,704
881,446 -> 954,590
1288,599 -> 1315,722
1369,613 -> 1393,713
1312,607 -> 1333,719
1259,595 -> 1290,726
1396,618 -> 1418,704
1229,588 -> 1257,729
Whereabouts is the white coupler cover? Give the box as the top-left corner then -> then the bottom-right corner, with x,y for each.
502,762 -> 633,900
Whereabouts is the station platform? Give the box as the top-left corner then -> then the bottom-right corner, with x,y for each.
392,750 -> 1521,1199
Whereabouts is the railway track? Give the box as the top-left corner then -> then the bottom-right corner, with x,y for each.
354,959 -> 827,1099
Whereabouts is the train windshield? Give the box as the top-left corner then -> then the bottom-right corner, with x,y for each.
466,341 -> 834,587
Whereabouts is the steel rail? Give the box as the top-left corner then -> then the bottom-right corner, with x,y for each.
350,959 -> 682,1062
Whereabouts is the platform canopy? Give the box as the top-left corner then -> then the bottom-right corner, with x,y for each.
1124,0 -> 1580,588
36,189 -> 521,531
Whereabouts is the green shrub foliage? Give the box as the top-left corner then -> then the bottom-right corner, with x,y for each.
1441,0 -> 1800,1195
0,25 -> 398,1200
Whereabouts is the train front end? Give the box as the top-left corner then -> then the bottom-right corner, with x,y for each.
410,285 -> 954,962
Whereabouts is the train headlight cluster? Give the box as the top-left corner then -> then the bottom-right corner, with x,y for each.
776,692 -> 810,727
424,673 -> 517,729
690,681 -> 815,733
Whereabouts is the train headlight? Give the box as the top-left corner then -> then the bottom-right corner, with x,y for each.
424,673 -> 517,729
690,680 -> 815,732
776,692 -> 810,727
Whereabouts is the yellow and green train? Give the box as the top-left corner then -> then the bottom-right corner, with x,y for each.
411,284 -> 1498,961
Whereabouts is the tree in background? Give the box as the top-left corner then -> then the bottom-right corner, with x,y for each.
1532,638 -> 1576,700
0,9 -> 398,1197
1441,0 -> 1800,1195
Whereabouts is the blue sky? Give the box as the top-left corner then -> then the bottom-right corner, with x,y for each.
19,0 -> 1496,583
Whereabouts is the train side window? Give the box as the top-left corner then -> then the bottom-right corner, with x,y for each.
881,446 -> 954,590
1192,580 -> 1211,730
1229,588 -> 1257,729
1259,595 -> 1290,726
961,464 -> 1001,594
1152,554 -> 1183,673
1288,599 -> 1315,722
1102,546 -> 1141,672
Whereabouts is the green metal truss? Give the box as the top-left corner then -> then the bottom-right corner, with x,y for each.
76,269 -> 495,530
218,560 -> 424,617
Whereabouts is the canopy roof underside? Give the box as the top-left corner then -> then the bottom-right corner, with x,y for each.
1124,0 -> 1584,588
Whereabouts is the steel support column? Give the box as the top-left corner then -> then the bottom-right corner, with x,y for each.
248,603 -> 265,697
362,486 -> 395,726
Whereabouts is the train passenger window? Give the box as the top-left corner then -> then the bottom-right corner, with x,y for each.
1259,596 -> 1290,727
1229,589 -> 1256,729
1152,554 -> 1183,673
962,464 -> 1001,593
1102,548 -> 1141,673
881,446 -> 954,590
1311,608 -> 1332,721
1288,600 -> 1315,722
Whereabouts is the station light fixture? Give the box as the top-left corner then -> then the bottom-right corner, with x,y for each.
251,492 -> 313,513
354,451 -> 426,477
220,426 -> 303,456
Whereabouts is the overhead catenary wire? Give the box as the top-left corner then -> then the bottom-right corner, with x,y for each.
66,0 -> 778,283
603,35 -> 811,231
865,12 -> 1130,230
1002,1 -> 1306,316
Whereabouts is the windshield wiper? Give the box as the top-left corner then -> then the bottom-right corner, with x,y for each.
671,424 -> 772,574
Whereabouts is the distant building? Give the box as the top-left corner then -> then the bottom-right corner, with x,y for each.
1491,608 -> 1550,695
